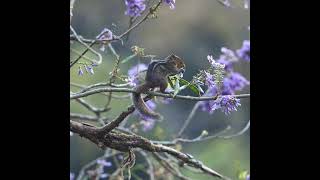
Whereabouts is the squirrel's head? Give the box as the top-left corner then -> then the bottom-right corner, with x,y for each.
165,54 -> 186,74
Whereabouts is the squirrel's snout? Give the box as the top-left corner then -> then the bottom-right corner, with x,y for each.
180,68 -> 185,73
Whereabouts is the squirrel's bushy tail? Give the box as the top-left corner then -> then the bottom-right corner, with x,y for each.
132,83 -> 162,120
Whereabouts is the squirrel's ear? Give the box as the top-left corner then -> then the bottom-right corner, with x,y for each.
166,54 -> 178,60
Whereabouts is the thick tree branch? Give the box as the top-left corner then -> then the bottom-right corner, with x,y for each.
70,87 -> 250,101
70,120 -> 229,179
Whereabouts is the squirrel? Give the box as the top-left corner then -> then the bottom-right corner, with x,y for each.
132,54 -> 186,120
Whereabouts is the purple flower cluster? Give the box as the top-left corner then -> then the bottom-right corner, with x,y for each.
97,159 -> 112,167
96,28 -> 113,41
199,87 -> 218,114
211,95 -> 241,114
70,172 -> 74,180
199,43 -> 250,114
200,88 -> 241,114
124,0 -> 146,17
236,40 -> 250,61
96,28 -> 113,52
127,63 -> 148,87
164,0 -> 176,9
246,174 -> 250,180
204,71 -> 215,88
222,72 -> 250,95
78,63 -> 98,76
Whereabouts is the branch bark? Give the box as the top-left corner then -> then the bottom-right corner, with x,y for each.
70,120 -> 229,179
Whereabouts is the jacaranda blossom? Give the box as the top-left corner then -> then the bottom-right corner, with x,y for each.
97,159 -> 112,167
211,95 -> 241,114
199,87 -> 218,114
70,172 -> 74,180
236,40 -> 250,61
124,0 -> 146,17
223,72 -> 250,94
164,0 -> 176,9
127,63 -> 148,87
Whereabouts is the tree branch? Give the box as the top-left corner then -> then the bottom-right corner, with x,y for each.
70,87 -> 250,101
70,120 -> 229,179
154,119 -> 250,146
117,0 -> 163,39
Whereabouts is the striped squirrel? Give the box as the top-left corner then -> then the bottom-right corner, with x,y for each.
132,54 -> 186,120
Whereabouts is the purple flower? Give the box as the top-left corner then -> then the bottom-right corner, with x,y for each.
207,55 -> 225,69
97,159 -> 112,167
236,40 -> 250,61
204,71 -> 215,88
217,58 -> 233,72
246,174 -> 250,180
164,0 -> 176,9
91,62 -> 98,67
127,63 -> 148,87
85,65 -> 94,75
100,173 -> 109,179
78,66 -> 84,76
96,28 -> 113,41
211,95 -> 241,114
140,118 -> 155,131
96,28 -> 112,52
199,87 -> 218,114
219,47 -> 238,62
244,0 -> 249,9
218,0 -> 231,8
146,100 -> 156,110
70,172 -> 74,180
124,0 -> 146,17
222,79 -> 234,95
224,72 -> 250,93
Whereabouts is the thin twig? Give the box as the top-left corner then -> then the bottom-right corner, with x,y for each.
75,98 -> 109,114
76,152 -> 120,180
154,120 -> 250,145
105,44 -> 122,109
70,0 -> 162,68
176,101 -> 201,138
70,26 -> 102,67
70,113 -> 101,122
70,0 -> 76,22
138,151 -> 155,180
152,152 -> 190,180
117,0 -> 163,39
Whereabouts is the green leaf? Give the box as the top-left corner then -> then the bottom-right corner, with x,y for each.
168,77 -> 175,89
179,79 -> 201,96
173,79 -> 181,97
121,54 -> 137,64
238,170 -> 249,180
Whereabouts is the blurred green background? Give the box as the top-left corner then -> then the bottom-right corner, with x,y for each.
70,0 -> 250,179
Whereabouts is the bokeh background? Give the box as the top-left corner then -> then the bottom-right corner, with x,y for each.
70,0 -> 250,179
